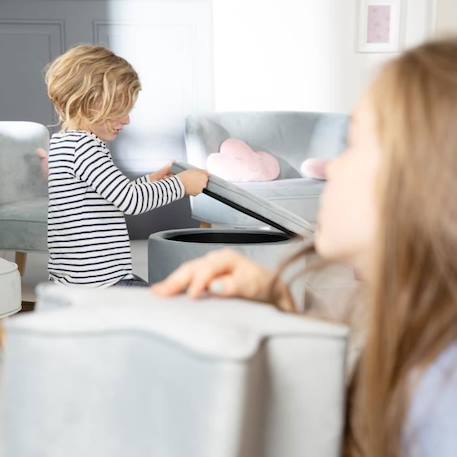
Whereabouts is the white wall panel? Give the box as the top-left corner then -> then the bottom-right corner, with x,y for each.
0,20 -> 64,123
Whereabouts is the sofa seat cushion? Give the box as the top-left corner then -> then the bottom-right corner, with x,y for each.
0,197 -> 47,250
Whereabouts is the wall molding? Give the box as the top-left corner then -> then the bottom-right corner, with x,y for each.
0,19 -> 65,54
0,19 -> 65,123
91,20 -> 200,113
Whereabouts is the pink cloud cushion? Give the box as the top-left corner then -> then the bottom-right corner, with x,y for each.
206,138 -> 280,182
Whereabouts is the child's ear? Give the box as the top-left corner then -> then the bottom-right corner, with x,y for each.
36,148 -> 49,178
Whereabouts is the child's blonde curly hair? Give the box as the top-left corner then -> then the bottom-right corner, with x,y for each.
45,44 -> 141,130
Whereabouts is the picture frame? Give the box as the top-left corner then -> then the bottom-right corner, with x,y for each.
357,0 -> 404,53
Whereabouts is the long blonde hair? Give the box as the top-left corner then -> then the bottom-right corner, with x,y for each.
45,44 -> 141,130
344,38 -> 457,457
277,37 -> 457,457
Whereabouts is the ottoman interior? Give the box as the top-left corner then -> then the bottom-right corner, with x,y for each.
166,231 -> 293,244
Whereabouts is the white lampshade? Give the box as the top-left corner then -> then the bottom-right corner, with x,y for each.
0,258 -> 21,318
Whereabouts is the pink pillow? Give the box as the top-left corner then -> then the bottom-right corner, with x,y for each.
300,158 -> 329,180
207,138 -> 280,182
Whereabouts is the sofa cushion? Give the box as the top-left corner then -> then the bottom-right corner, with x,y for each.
0,197 -> 47,251
300,158 -> 328,180
207,138 -> 280,182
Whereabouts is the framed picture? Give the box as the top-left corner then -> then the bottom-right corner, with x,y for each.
357,0 -> 404,53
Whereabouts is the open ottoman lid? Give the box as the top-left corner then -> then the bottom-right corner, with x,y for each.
171,162 -> 314,237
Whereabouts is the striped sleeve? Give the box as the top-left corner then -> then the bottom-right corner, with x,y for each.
73,137 -> 185,215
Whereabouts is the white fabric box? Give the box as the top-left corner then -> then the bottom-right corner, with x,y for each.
0,258 -> 21,318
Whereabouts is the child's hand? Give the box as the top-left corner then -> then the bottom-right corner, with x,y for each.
151,248 -> 296,312
148,163 -> 173,182
177,169 -> 209,196
36,148 -> 49,178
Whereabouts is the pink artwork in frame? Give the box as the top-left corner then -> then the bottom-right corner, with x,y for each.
367,5 -> 391,43
357,0 -> 402,53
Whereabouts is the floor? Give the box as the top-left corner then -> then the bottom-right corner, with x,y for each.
0,240 -> 149,303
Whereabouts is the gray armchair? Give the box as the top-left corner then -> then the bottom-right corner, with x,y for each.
2,284 -> 349,457
0,122 -> 49,274
185,112 -> 349,227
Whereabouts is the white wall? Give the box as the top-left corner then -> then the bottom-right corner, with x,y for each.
435,0 -> 457,35
106,0 -> 213,173
213,0 -> 437,114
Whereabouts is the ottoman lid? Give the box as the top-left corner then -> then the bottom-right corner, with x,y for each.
0,257 -> 18,275
172,162 -> 314,237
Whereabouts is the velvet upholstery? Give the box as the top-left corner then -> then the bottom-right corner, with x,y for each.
185,111 -> 349,226
0,122 -> 49,251
2,284 -> 349,457
171,162 -> 314,236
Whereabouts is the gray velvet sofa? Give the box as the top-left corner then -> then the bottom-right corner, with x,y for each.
1,284 -> 349,457
185,112 -> 349,227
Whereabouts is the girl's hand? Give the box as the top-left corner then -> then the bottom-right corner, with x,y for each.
148,163 -> 173,182
36,148 -> 49,178
151,249 -> 296,312
176,169 -> 209,196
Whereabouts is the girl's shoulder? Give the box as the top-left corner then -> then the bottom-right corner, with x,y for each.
50,130 -> 87,147
404,342 -> 457,457
49,131 -> 110,159
50,130 -> 106,147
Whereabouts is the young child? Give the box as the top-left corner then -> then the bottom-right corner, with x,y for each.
45,44 -> 208,287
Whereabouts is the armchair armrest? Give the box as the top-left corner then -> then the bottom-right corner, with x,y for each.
0,122 -> 49,205
185,115 -> 230,168
3,284 -> 349,457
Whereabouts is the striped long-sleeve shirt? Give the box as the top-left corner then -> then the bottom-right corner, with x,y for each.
47,130 -> 185,287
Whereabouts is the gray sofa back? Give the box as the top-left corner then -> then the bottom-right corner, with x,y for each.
185,111 -> 349,178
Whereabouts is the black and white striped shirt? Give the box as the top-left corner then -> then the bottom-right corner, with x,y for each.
47,130 -> 185,287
